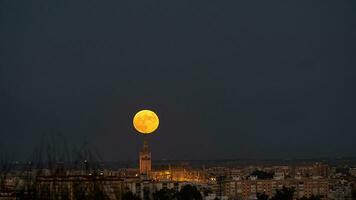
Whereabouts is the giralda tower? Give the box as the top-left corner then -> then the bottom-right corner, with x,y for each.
139,140 -> 151,175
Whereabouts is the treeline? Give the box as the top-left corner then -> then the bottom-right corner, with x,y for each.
122,185 -> 202,200
257,187 -> 322,200
123,186 -> 323,200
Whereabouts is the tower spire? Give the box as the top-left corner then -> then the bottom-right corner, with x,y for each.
142,139 -> 149,152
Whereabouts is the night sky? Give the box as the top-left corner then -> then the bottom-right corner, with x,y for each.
1,0 -> 355,161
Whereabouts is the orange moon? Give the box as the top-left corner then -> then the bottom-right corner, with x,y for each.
133,110 -> 159,134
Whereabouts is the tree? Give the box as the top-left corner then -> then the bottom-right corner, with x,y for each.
270,187 -> 294,200
250,170 -> 274,180
203,187 -> 213,196
352,188 -> 356,200
144,188 -> 151,200
87,185 -> 109,200
176,185 -> 202,200
257,192 -> 269,200
153,188 -> 177,200
122,191 -> 141,200
299,195 -> 321,200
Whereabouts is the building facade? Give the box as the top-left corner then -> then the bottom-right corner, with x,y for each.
223,178 -> 329,200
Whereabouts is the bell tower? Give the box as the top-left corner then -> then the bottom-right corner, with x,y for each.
139,140 -> 151,175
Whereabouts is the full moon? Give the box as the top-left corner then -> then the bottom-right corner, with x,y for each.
133,110 -> 159,134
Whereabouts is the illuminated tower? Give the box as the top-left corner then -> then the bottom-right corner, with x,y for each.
139,140 -> 151,175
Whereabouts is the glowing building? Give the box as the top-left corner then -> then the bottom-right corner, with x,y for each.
139,140 -> 151,176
